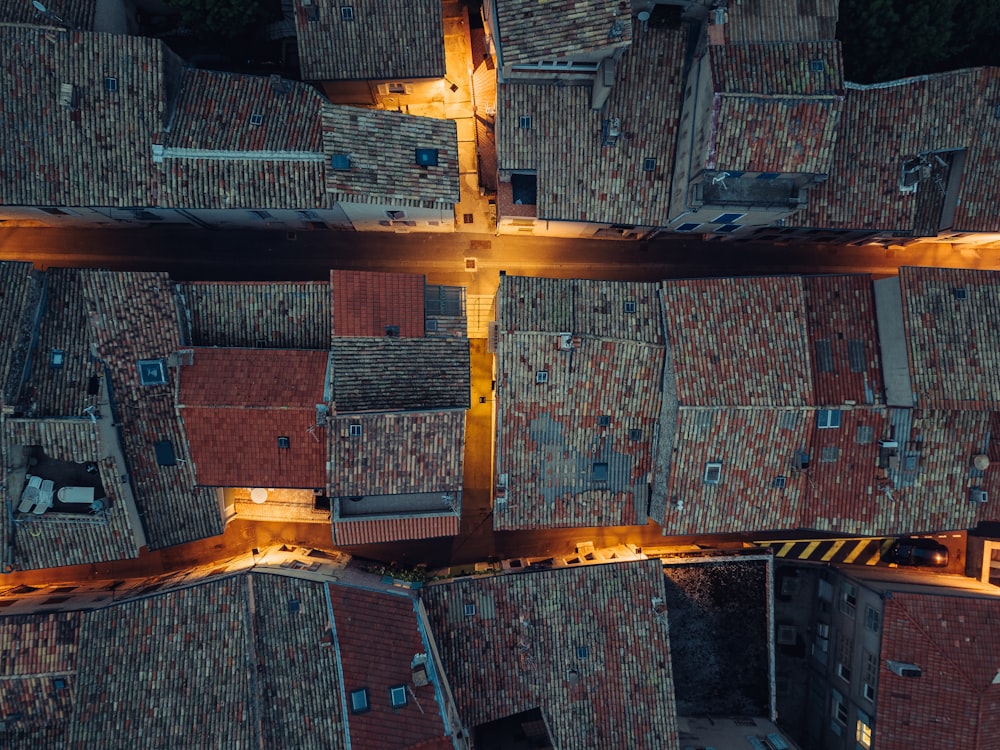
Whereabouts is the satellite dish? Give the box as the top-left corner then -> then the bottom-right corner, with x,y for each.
250,488 -> 268,504
32,0 -> 47,12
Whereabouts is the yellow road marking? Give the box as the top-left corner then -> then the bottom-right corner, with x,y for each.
799,541 -> 822,559
821,540 -> 846,561
776,542 -> 796,558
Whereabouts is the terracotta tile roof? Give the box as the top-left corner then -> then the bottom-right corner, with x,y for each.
493,0 -> 631,67
803,274 -> 882,406
293,0 -> 444,81
661,277 -> 814,406
179,281 -> 330,349
20,269 -> 100,417
5,418 -> 140,570
792,68 -> 1000,234
0,611 -> 81,745
0,261 -> 36,405
322,106 -> 460,209
494,277 -> 665,530
496,22 -> 685,225
328,412 -> 464,496
330,270 -> 425,338
899,267 -> 1000,409
718,0 -> 838,43
877,592 -> 1000,750
331,514 -> 460,546
160,157 -> 328,210
662,407 -> 812,534
710,41 -> 843,96
330,338 -> 470,413
178,348 -> 329,488
82,271 -> 223,549
421,561 -> 678,749
0,0 -> 96,28
0,27 -> 166,209
329,586 -> 450,750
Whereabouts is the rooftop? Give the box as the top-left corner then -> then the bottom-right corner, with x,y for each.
322,106 -> 460,209
877,592 -> 1000,750
792,67 -> 1000,235
717,0 -> 839,43
496,21 -> 686,226
292,0 -> 445,81
421,560 -> 678,749
0,261 -> 35,405
330,270 -> 426,339
178,281 -> 330,349
178,348 -> 330,488
493,0 -> 631,67
330,338 -> 470,413
82,271 -> 223,549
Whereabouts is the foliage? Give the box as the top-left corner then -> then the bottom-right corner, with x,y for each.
167,0 -> 262,38
838,0 -> 1000,83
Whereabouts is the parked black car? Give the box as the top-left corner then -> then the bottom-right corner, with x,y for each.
889,537 -> 949,567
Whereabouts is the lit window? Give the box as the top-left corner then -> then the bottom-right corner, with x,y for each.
350,687 -> 369,713
818,409 -> 842,429
856,710 -> 873,749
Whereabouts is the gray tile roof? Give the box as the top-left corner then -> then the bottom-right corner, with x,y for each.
20,269 -> 99,417
0,26 -> 167,208
494,276 -> 666,529
330,338 -> 470,412
899,266 -> 1000,409
328,411 -> 465,496
82,271 -> 224,549
421,560 -> 679,750
178,281 -> 330,349
293,0 -> 445,81
494,0 -> 631,67
5,418 -> 140,570
496,22 -> 686,225
322,106 -> 460,209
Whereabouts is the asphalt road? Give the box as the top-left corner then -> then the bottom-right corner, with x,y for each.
2,226 -> 998,582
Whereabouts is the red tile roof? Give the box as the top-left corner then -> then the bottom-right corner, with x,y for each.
330,586 -> 450,750
0,261 -> 35,406
899,267 -> 1000,409
710,41 -> 843,96
662,277 -> 814,406
877,592 -> 1000,750
421,561 -> 679,749
332,514 -> 460,546
719,0 -> 838,43
494,0 -> 631,67
178,348 -> 329,488
330,270 -> 425,339
803,274 -> 882,405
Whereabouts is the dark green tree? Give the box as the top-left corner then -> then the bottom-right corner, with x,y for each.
167,0 -> 262,38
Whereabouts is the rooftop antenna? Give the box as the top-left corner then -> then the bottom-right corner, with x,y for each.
637,10 -> 650,31
31,0 -> 77,29
82,405 -> 97,424
712,172 -> 730,190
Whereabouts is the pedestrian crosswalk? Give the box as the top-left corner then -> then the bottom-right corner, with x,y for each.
756,537 -> 896,566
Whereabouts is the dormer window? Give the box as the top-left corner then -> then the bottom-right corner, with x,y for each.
340,5 -> 354,20
349,424 -> 363,438
350,687 -> 370,713
277,436 -> 291,449
536,370 -> 548,384
137,359 -> 167,386
703,462 -> 722,484
817,409 -> 842,429
415,148 -> 439,167
104,77 -> 118,92
389,685 -> 407,708
249,113 -> 263,126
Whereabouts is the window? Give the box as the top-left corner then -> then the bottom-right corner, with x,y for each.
623,300 -> 637,313
642,157 -> 656,172
839,583 -> 857,617
464,603 -> 476,617
592,462 -> 609,482
104,76 -> 118,92
577,646 -> 589,659
154,440 -> 176,467
810,59 -> 825,72
340,5 -> 354,20
714,224 -> 742,233
49,349 -> 65,369
757,172 -> 781,179
536,370 -> 548,384
773,475 -> 787,489
598,415 -> 611,427
519,115 -> 532,129
817,409 -> 842,429
137,359 -> 167,386
331,153 -> 351,170
386,210 -> 406,220
837,661 -> 852,683
847,339 -> 866,372
837,630 -> 854,683
387,82 -> 407,94
350,688 -> 369,713
711,212 -> 744,224
250,210 -> 272,220
831,688 -> 848,727
703,462 -> 722,484
390,685 -> 407,708
863,682 -> 876,702
628,428 -> 642,441
815,339 -> 834,372
349,424 -> 362,438
864,606 -> 880,633
385,325 -> 400,337
820,446 -> 841,463
675,222 -> 702,232
249,112 -> 263,126
856,710 -> 873,749
277,436 -> 291,449
415,148 -> 439,167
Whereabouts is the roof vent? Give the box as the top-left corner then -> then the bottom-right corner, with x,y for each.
58,83 -> 80,110
970,487 -> 989,504
886,660 -> 921,678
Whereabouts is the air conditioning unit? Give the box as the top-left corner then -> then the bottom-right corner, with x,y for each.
970,487 -> 989,504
